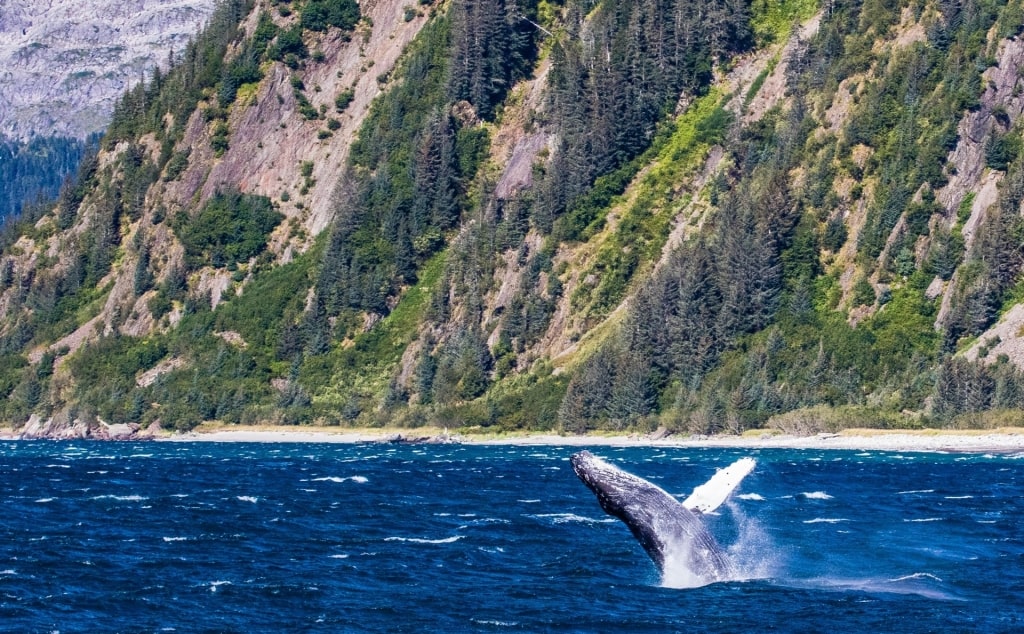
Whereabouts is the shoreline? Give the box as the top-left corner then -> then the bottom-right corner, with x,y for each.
3,424 -> 1023,453
160,425 -> 1024,454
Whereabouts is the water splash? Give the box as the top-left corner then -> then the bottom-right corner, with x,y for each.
661,501 -> 777,589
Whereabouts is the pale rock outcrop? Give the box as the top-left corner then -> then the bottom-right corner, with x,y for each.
0,0 -> 215,140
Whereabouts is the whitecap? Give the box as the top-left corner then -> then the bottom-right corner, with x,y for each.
472,620 -> 519,627
944,495 -> 973,499
237,496 -> 258,503
35,498 -> 55,503
384,535 -> 464,544
459,518 -> 511,527
0,569 -> 16,575
897,489 -> 934,495
803,518 -> 849,524
888,572 -> 943,583
311,475 -> 367,483
517,499 -> 541,503
905,518 -> 943,522
329,554 -> 349,559
531,513 -> 615,525
92,495 -> 148,502
209,580 -> 232,592
162,537 -> 189,542
800,491 -> 833,500
737,493 -> 765,501
45,464 -> 70,469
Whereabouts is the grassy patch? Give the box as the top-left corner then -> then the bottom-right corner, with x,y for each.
304,251 -> 446,415
745,57 -> 779,106
751,0 -> 819,46
572,89 -> 729,320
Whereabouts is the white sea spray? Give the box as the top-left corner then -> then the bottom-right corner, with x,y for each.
800,491 -> 833,500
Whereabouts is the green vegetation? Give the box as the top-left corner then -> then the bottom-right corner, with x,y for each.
8,0 -> 1024,435
572,91 -> 733,320
300,0 -> 359,32
303,252 -> 446,419
172,189 -> 283,269
0,133 -> 101,224
750,0 -> 819,46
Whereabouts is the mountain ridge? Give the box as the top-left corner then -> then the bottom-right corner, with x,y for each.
4,0 -> 1024,438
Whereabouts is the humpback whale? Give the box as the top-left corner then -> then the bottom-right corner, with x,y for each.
570,451 -> 756,585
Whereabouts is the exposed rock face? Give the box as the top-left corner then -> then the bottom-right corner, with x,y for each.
18,413 -> 157,440
0,0 -> 215,140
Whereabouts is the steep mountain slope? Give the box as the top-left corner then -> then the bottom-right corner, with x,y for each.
3,0 -> 1024,438
0,0 -> 215,140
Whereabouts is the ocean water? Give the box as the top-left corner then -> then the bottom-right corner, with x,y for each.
1,442 -> 1021,632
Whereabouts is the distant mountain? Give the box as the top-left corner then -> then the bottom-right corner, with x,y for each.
0,0 -> 215,140
4,0 -> 1024,438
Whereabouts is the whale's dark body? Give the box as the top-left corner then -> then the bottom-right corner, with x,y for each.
570,450 -> 733,582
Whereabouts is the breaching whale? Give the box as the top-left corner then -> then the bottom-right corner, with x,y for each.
570,451 -> 756,585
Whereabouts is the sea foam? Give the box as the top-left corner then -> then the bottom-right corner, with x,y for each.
800,491 -> 833,500
384,535 -> 464,544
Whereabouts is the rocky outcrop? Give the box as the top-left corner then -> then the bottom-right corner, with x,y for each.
18,413 -> 159,440
0,0 -> 215,140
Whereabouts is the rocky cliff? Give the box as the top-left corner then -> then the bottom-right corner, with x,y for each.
0,0 -> 215,140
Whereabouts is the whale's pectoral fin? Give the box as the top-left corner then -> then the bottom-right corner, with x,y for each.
681,457 -> 757,514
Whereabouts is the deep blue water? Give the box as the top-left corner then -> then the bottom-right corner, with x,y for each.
1,442 -> 1022,632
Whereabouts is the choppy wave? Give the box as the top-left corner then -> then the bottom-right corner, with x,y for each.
530,513 -> 615,525
889,572 -> 943,583
800,491 -> 833,500
1,442 -> 1018,631
384,535 -> 464,545
92,495 -> 148,502
310,476 -> 368,483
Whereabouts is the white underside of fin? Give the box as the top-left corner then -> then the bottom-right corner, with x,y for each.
682,457 -> 757,514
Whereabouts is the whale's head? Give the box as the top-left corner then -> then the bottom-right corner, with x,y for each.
570,450 -> 655,520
